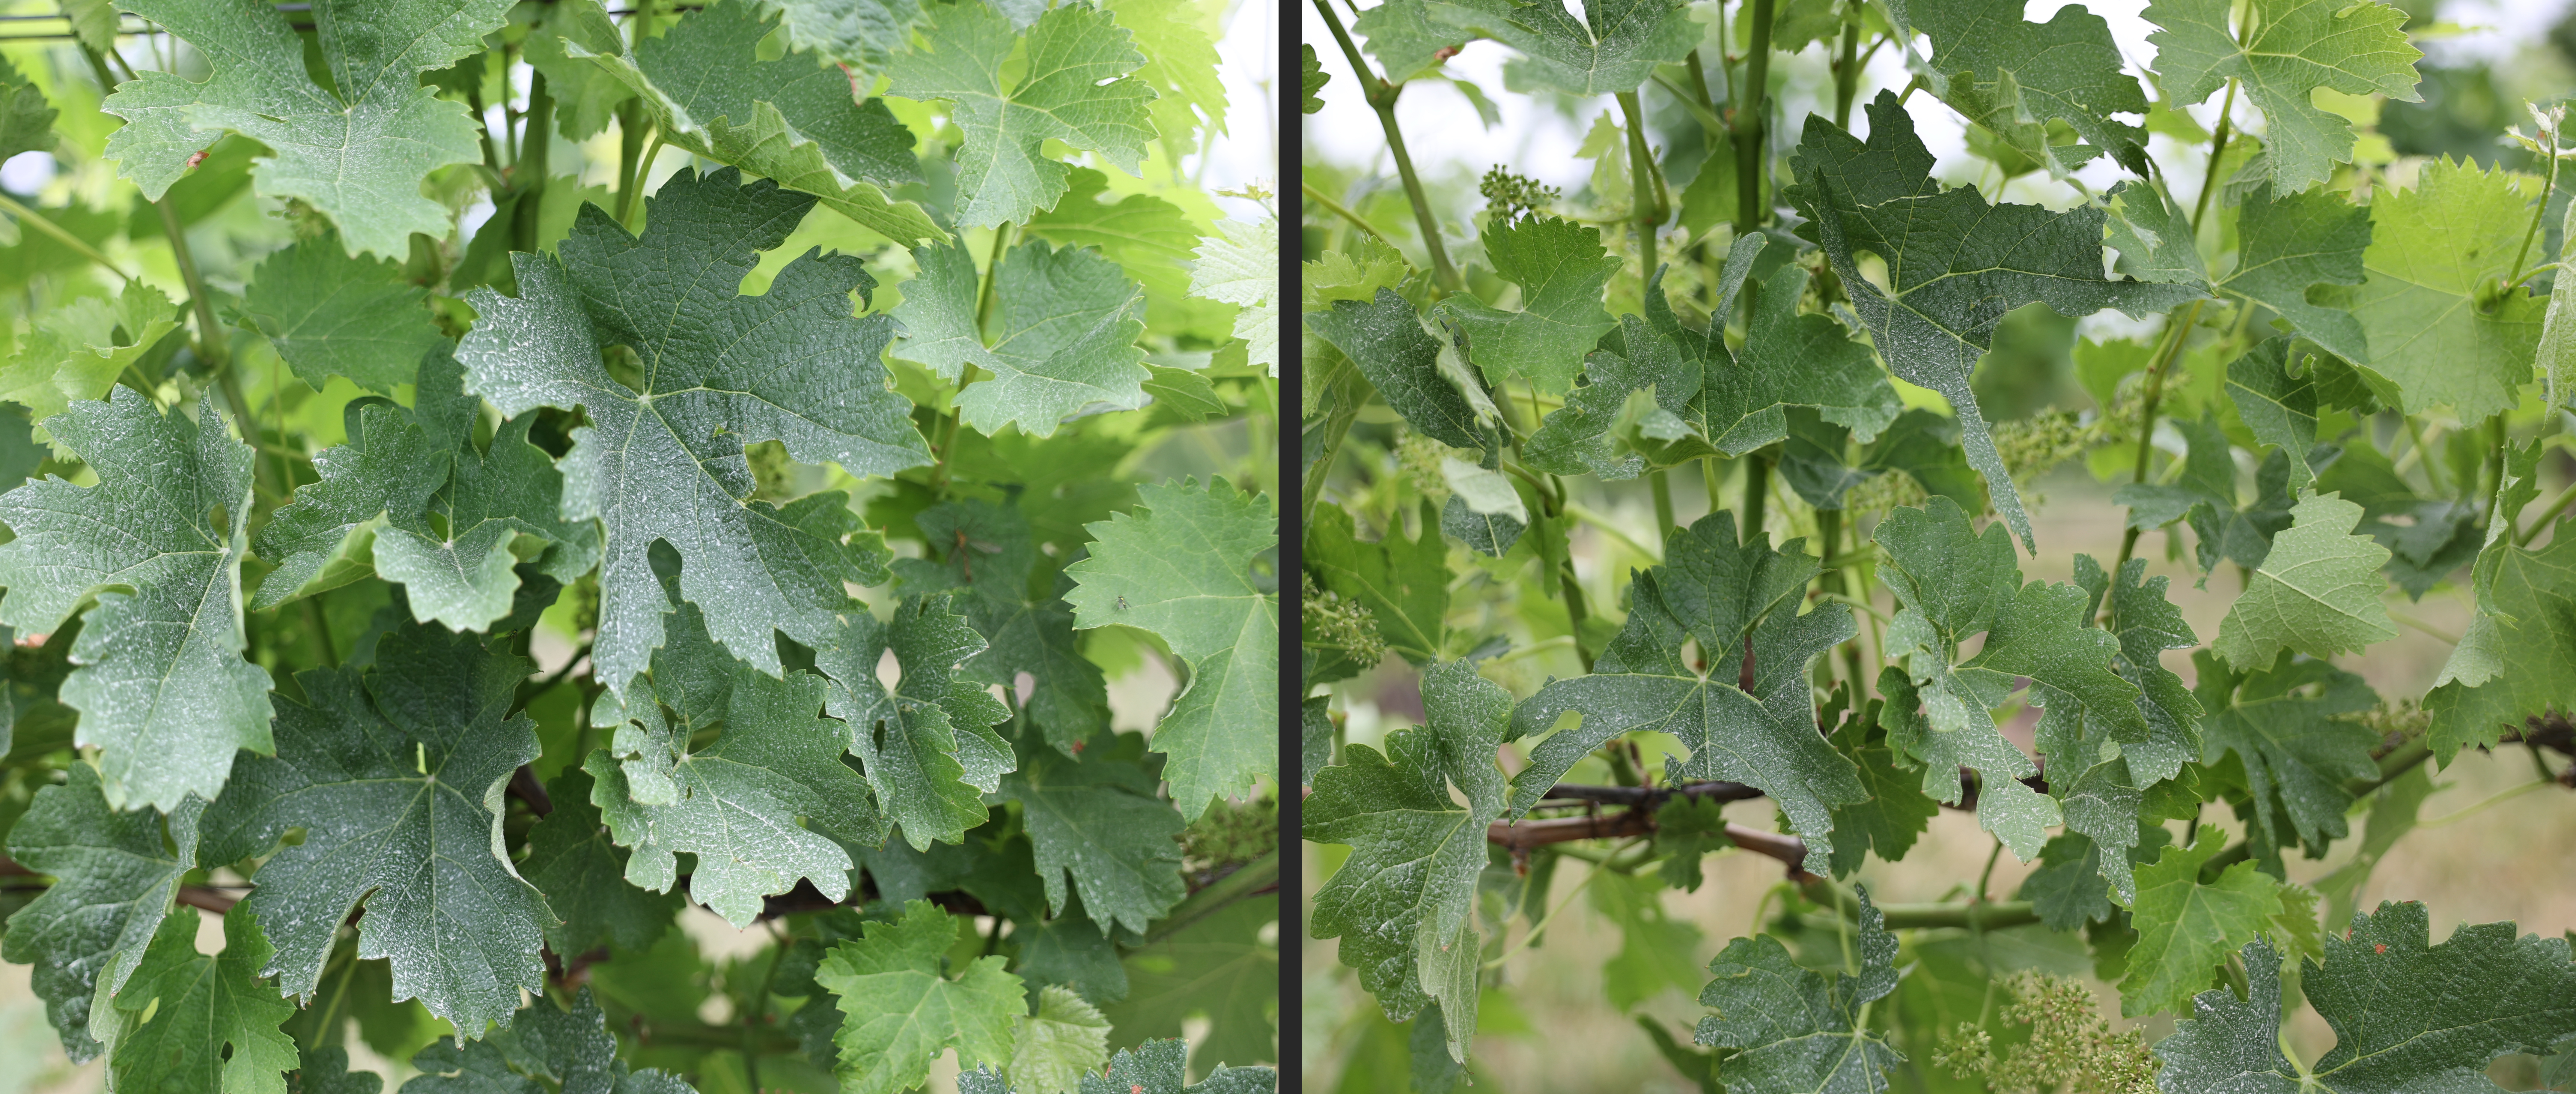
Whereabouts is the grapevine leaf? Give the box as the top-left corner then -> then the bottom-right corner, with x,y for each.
1105,0 -> 1227,156
1064,478 -> 1278,818
815,899 -> 1026,1094
2428,441 -> 2576,760
2120,833 -> 2284,1018
1005,740 -> 1186,936
1009,985 -> 1112,1094
2350,157 -> 2544,420
742,0 -> 930,72
1906,0 -> 2150,175
1099,898 -> 1277,1077
1523,310 -> 1692,478
1706,262 -> 1901,453
569,0 -> 940,243
1788,91 -> 2199,550
0,387 -> 272,812
0,281 -> 181,438
1439,215 -> 1618,396
2144,0 -> 2422,193
2103,179 -> 2207,286
1025,167 -> 1202,308
1302,44 -> 1328,112
102,0 -> 515,257
2155,907 -> 2576,1093
1307,288 -> 1482,449
198,624 -> 554,1036
2018,827 -> 2173,931
587,596 -> 883,928
2076,554 -> 2204,785
2211,493 -> 2397,670
1306,660 -> 1510,1063
456,166 -> 920,694
1509,512 -> 1863,873
521,0 -> 634,141
405,987 -> 702,1093
239,235 -> 447,395
2226,337 -> 2324,496
1306,501 -> 1447,664
884,0 -> 1157,229
1442,493 -> 1524,556
0,763 -> 203,1062
809,594 -> 1014,849
1080,1038 -> 1274,1094
2215,185 -> 2373,366
1594,869 -> 1705,1011
1355,0 -> 1468,84
1190,217 -> 1279,375
1428,0 -> 1698,97
910,499 -> 1110,754
2115,412 -> 2291,571
1823,712 -> 1938,879
2193,650 -> 2379,853
0,52 -> 56,162
99,909 -> 297,1094
523,768 -> 683,958
249,399 -> 450,612
892,237 -> 1149,437
1693,886 -> 1903,1093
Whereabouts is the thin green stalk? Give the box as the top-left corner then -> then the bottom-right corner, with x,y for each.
612,103 -> 649,223
1651,468 -> 1675,530
2404,414 -> 2450,497
1312,0 -> 1457,289
1740,450 -> 1770,543
2506,116 -> 2561,294
1302,181 -> 1398,248
511,71 -> 554,256
1483,839 -> 1637,969
2112,297 -> 2207,572
1704,455 -> 1726,514
975,223 -> 1014,337
1733,0 -> 1776,232
1684,49 -> 1717,117
1832,23 -> 1862,129
0,193 -> 131,282
622,133 -> 664,231
1615,91 -> 1668,242
2517,478 -> 2576,545
2190,80 -> 2238,232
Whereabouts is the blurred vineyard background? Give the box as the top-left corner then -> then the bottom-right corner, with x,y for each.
1302,0 -> 2576,1088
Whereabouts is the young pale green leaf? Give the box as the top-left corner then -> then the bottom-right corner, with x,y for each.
809,594 -> 1015,849
198,624 -> 553,1037
2349,157 -> 2544,420
522,768 -> 684,959
1306,660 -> 1511,1064
0,281 -> 181,439
1306,288 -> 1484,450
2194,650 -> 2379,853
2211,492 -> 2397,670
894,237 -> 1150,437
816,900 -> 1026,1094
1302,44 -> 1329,112
1428,0 -> 1697,96
1438,215 -> 1618,396
588,598 -> 883,927
2119,833 -> 2284,1018
2102,179 -> 2207,286
2155,905 -> 2576,1092
2215,185 -> 2373,366
103,0 -> 514,257
1903,0 -> 2149,175
1510,512 -> 1863,872
456,167 -> 919,694
0,764 -> 202,1062
1064,478 -> 1277,818
569,0 -> 940,243
2145,0 -> 2421,193
0,388 -> 272,812
1191,217 -> 1279,375
1106,0 -> 1228,155
1008,985 -> 1113,1094
1694,886 -> 1903,1093
98,909 -> 297,1094
1355,0 -> 1468,83
885,0 -> 1157,228
1788,91 -> 2199,550
238,235 -> 447,395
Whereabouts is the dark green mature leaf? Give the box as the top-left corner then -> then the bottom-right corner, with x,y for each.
240,235 -> 447,394
521,0 -> 634,141
885,0 -> 1156,228
1510,512 -> 1862,873
2019,827 -> 2173,931
1694,886 -> 1903,1093
457,166 -> 920,694
1429,0 -> 1698,96
1441,492 -> 1525,556
406,987 -> 702,1093
2227,337 -> 2324,495
199,624 -> 554,1036
588,595 -> 883,927
1306,660 -> 1511,1063
1904,0 -> 2150,175
2114,412 -> 2291,571
1102,898 -> 1278,1078
1006,739 -> 1186,936
1302,44 -> 1329,112
2194,650 -> 2379,852
1823,710 -> 1937,879
2211,493 -> 2396,670
2351,157 -> 2545,420
2076,554 -> 2204,785
1789,91 -> 2198,550
102,0 -> 514,257
2155,906 -> 2576,1093
910,499 -> 1111,754
2145,0 -> 2422,194
99,909 -> 297,1093
895,236 -> 1149,437
1308,288 -> 1483,449
523,769 -> 682,958
2103,178 -> 2206,286
0,387 -> 272,812
2216,186 -> 2373,366
809,594 -> 1014,849
1,764 -> 203,1062
249,399 -> 448,611
1705,262 -> 1900,453
1064,478 -> 1277,818
1523,311 -> 1691,479
0,51 -> 56,162
1440,215 -> 1618,396
1077,1038 -> 1274,1094
2119,833 -> 2284,1017
816,900 -> 1026,1094
573,0 -> 940,242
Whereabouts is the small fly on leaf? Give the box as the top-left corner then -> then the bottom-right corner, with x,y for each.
951,529 -> 1000,579
1114,595 -> 1130,611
